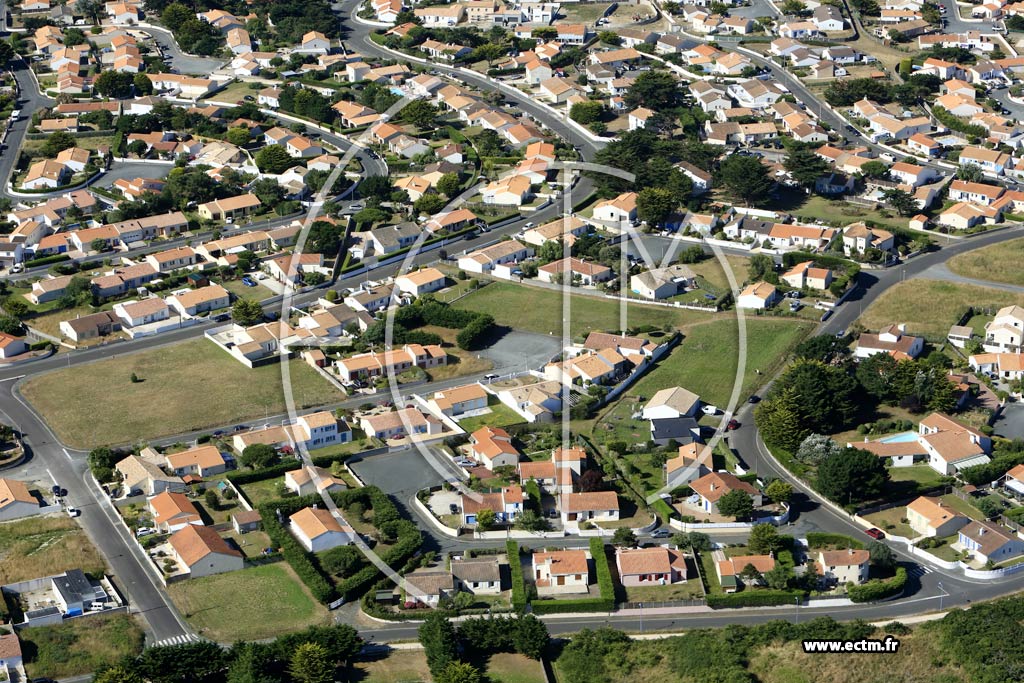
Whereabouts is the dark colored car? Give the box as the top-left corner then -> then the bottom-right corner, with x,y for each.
51,485 -> 61,495
748,395 -> 760,404
727,419 -> 740,431
865,528 -> 885,540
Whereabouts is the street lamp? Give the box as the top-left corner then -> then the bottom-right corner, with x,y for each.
938,581 -> 944,611
639,602 -> 644,634
794,596 -> 800,624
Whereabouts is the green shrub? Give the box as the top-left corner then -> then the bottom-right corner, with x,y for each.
652,498 -> 675,522
226,458 -> 302,485
508,540 -> 527,609
847,567 -> 907,603
806,532 -> 863,549
706,590 -> 804,608
530,597 -> 614,614
24,253 -> 70,268
590,538 -> 615,603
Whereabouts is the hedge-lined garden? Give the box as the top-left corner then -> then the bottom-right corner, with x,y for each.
256,485 -> 422,604
848,566 -> 907,603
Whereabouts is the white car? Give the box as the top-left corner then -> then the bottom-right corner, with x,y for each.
523,222 -> 535,229
701,405 -> 718,416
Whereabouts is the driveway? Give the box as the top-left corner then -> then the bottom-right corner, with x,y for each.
348,448 -> 448,495
992,400 -> 1024,440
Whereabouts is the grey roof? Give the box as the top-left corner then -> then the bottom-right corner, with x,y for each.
650,417 -> 700,442
53,569 -> 94,604
370,222 -> 420,250
451,557 -> 502,583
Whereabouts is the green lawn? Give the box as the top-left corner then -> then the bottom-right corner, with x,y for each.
787,192 -> 928,233
454,281 -> 715,337
697,550 -> 722,595
917,535 -> 962,562
168,563 -> 328,642
22,339 -> 345,448
858,279 -> 1024,342
947,236 -> 1024,287
240,478 -> 283,507
20,614 -> 145,679
456,402 -> 526,433
862,507 -> 916,539
628,318 -> 813,408
888,464 -> 946,489
939,493 -> 985,521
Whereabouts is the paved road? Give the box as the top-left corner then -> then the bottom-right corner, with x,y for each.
140,24 -> 226,76
0,382 -> 192,641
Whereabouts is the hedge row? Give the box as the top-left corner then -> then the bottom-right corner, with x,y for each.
652,498 -> 675,522
706,590 -> 805,608
257,486 -> 422,605
531,596 -> 614,614
806,532 -> 864,550
848,567 -> 907,603
508,540 -> 527,610
226,458 -> 302,485
24,253 -> 70,269
590,538 -> 615,604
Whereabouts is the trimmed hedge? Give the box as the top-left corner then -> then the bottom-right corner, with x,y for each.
590,538 -> 615,604
508,540 -> 527,610
24,253 -> 70,268
806,532 -> 864,550
257,486 -> 422,605
530,596 -> 613,614
706,590 -> 804,608
848,567 -> 907,603
226,458 -> 302,485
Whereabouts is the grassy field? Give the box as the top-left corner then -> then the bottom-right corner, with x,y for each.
417,325 -> 494,380
749,632 -> 968,683
628,318 -> 813,408
938,493 -> 985,521
352,650 -> 544,683
20,614 -> 145,679
454,281 -> 714,337
948,236 -> 1024,286
168,563 -> 328,641
0,516 -> 105,584
857,279 -> 1024,341
687,255 -> 752,292
457,402 -> 526,433
862,507 -> 916,539
21,339 -> 345,448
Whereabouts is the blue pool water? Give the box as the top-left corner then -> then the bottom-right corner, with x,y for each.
880,431 -> 919,443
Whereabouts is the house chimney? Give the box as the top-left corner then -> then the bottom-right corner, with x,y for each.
978,527 -> 985,535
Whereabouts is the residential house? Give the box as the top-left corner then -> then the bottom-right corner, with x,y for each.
114,454 -> 184,496
642,386 -> 701,419
284,465 -> 347,497
164,444 -> 227,478
985,305 -> 1024,352
781,261 -> 833,290
615,546 -> 688,586
532,549 -> 589,594
451,556 -> 502,594
854,323 -> 924,359
906,496 -> 969,537
958,520 -> 1024,564
167,284 -> 230,317
149,491 -> 202,533
716,554 -> 775,592
690,471 -> 762,514
736,282 -> 781,309
460,485 -> 524,524
630,264 -> 697,300
919,412 -> 992,475
816,549 -> 870,585
169,525 -> 244,578
0,478 -> 39,521
559,491 -> 620,525
289,507 -> 356,552
431,384 -> 489,418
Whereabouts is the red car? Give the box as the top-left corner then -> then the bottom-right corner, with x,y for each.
727,419 -> 740,431
865,528 -> 885,540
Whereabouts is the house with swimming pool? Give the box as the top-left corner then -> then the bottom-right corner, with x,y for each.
849,412 -> 992,475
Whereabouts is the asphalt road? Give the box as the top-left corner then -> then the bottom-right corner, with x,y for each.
6,0 -> 1024,648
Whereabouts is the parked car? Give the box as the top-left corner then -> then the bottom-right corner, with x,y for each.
449,503 -> 459,514
241,277 -> 257,287
212,313 -> 231,322
51,484 -> 61,495
650,528 -> 672,538
748,395 -> 760,404
135,527 -> 155,538
865,528 -> 885,540
727,419 -> 740,430
67,507 -> 80,517
702,405 -> 718,416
